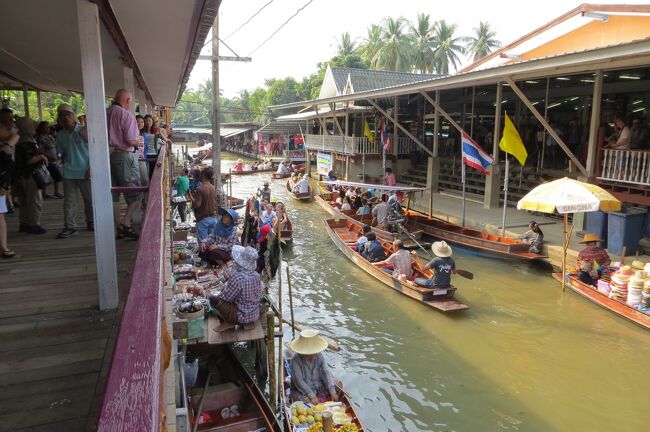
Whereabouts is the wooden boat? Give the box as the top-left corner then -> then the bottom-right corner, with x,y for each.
314,192 -> 425,247
324,218 -> 468,312
272,163 -> 306,179
230,167 -> 275,176
225,195 -> 245,210
280,219 -> 293,246
282,354 -> 365,432
402,210 -> 547,260
286,181 -> 312,202
552,273 -> 650,330
187,347 -> 283,432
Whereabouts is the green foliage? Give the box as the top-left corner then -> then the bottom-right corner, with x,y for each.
463,21 -> 502,62
2,91 -> 86,124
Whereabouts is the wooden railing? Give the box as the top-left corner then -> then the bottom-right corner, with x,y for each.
599,149 -> 650,185
397,136 -> 419,155
98,145 -> 169,432
304,134 -> 379,155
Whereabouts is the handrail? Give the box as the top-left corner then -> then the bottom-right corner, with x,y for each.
97,145 -> 167,432
598,148 -> 650,186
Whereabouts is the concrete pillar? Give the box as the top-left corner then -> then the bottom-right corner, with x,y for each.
122,65 -> 135,113
427,156 -> 440,216
76,0 -> 118,310
586,70 -> 603,177
484,82 -> 503,209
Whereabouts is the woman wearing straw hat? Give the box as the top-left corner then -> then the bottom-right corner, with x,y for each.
414,241 -> 456,288
234,159 -> 244,173
576,233 -> 611,286
289,329 -> 339,404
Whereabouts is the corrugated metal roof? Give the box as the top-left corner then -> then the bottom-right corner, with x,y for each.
256,120 -> 303,135
343,68 -> 439,93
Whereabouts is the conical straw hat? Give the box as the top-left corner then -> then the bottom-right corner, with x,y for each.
289,329 -> 328,355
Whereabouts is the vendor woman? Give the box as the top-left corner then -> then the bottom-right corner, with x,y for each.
289,329 -> 339,404
199,208 -> 240,266
576,233 -> 611,285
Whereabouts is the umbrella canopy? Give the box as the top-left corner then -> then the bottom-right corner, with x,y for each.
517,177 -> 621,214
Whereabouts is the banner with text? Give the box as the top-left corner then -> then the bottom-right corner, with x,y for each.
317,152 -> 332,176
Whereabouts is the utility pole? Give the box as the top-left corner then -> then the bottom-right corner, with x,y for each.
211,16 -> 222,192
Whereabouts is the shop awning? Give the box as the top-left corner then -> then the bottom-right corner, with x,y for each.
221,126 -> 255,137
321,180 -> 426,192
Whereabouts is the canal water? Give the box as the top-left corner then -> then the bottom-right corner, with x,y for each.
218,154 -> 649,432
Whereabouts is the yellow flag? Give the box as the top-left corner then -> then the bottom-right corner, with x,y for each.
499,114 -> 527,165
364,119 -> 375,144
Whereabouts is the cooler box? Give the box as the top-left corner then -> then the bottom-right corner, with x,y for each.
607,207 -> 648,256
584,211 -> 608,247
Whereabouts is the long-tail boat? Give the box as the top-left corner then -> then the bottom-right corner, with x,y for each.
272,163 -> 306,179
552,273 -> 650,330
403,209 -> 546,260
230,167 -> 275,176
286,181 -> 312,202
324,218 -> 468,312
314,191 -> 424,247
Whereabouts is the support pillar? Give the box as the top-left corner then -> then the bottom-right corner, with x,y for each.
484,82 -> 503,209
429,91 -> 441,214
393,97 -> 399,159
586,70 -> 603,178
211,16 -> 222,190
76,0 -> 118,310
22,84 -> 30,118
36,90 -> 42,120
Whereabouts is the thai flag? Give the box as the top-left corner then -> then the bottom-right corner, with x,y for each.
461,133 -> 493,175
380,117 -> 391,152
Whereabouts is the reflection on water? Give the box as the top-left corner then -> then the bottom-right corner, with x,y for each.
218,154 -> 649,431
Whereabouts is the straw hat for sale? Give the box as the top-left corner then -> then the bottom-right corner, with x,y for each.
231,245 -> 258,271
629,276 -> 645,288
631,260 -> 645,270
580,233 -> 603,244
289,329 -> 328,355
645,263 -> 650,273
431,241 -> 452,257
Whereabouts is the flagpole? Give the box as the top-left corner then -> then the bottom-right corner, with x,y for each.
461,151 -> 466,227
501,155 -> 509,237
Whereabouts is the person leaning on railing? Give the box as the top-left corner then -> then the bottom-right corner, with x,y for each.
603,116 -> 631,150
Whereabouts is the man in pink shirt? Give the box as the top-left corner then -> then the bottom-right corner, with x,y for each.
107,89 -> 143,240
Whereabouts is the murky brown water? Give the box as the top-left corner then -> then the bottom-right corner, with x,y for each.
216,153 -> 649,432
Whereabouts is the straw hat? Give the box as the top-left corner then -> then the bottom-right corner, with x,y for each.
629,276 -> 645,288
289,329 -> 328,355
580,233 -> 603,244
231,245 -> 258,271
237,159 -> 243,163
631,260 -> 645,270
431,241 -> 452,257
644,263 -> 650,273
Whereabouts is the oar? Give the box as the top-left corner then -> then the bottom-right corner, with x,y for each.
455,269 -> 474,280
397,224 -> 432,258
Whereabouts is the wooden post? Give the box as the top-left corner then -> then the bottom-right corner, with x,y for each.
586,70 -> 603,177
76,0 -> 119,310
211,16 -> 222,189
22,84 -> 29,118
493,83 -> 502,160
36,90 -> 42,120
286,266 -> 296,339
433,91 -> 440,157
277,241 -> 283,409
393,97 -> 399,159
266,311 -> 276,411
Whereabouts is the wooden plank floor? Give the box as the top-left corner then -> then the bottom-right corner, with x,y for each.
0,196 -> 138,432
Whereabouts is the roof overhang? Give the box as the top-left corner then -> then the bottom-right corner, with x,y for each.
0,0 -> 219,107
276,105 -> 373,120
271,37 -> 650,110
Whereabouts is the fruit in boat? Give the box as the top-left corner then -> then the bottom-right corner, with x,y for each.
333,412 -> 351,425
298,415 -> 307,424
335,425 -> 358,432
291,416 -> 299,426
307,415 -> 315,424
307,424 -> 323,432
307,408 -> 314,416
313,404 -> 327,412
314,413 -> 322,422
297,407 -> 307,416
291,408 -> 297,417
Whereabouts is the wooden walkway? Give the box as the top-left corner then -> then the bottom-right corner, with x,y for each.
0,197 -> 137,432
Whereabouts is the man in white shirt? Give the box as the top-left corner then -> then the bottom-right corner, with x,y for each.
373,239 -> 413,279
260,203 -> 277,225
371,194 -> 390,230
606,116 -> 631,150
276,161 -> 288,175
293,174 -> 310,194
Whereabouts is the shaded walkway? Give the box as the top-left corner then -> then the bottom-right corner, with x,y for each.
0,198 -> 137,432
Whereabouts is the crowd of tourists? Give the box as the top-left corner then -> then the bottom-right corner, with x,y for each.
0,88 -> 172,258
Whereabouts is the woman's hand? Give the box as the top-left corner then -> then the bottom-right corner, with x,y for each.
330,392 -> 339,402
310,396 -> 320,405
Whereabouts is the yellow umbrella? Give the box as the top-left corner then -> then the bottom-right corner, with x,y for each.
517,177 -> 621,290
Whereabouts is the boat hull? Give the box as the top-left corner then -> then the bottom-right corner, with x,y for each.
552,273 -> 650,330
324,219 -> 468,312
231,168 -> 275,176
286,181 -> 312,202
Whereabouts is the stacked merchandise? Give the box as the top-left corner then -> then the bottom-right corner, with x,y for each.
643,280 -> 650,309
627,271 -> 645,307
609,266 -> 632,302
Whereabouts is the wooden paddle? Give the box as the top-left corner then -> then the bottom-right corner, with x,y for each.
455,269 -> 474,280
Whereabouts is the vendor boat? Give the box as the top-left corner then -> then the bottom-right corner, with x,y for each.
272,163 -> 306,179
552,273 -> 650,330
185,347 -> 283,432
324,218 -> 468,312
286,181 -> 312,202
225,195 -> 245,210
283,385 -> 365,432
280,219 -> 293,246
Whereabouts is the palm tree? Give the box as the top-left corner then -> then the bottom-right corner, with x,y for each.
358,24 -> 383,68
464,21 -> 501,61
374,17 -> 412,72
432,20 -> 465,74
409,13 -> 436,73
335,32 -> 356,57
